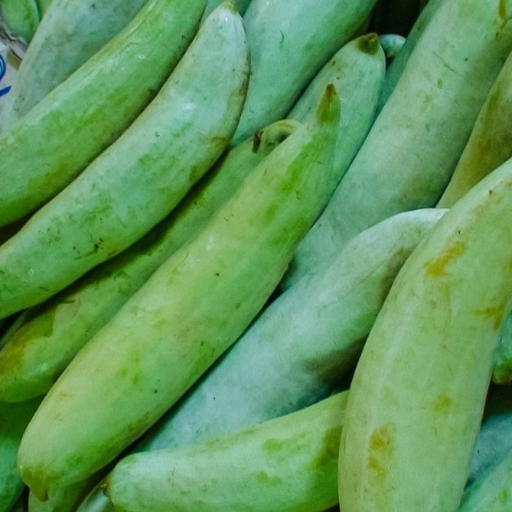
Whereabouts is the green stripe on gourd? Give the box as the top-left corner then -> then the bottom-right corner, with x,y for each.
0,3 -> 249,320
1,0 -> 149,130
0,0 -> 206,228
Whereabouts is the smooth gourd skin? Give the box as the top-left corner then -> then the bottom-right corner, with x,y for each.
136,209 -> 444,453
1,0 -> 149,129
0,120 -> 298,403
459,449 -> 512,512
0,399 -> 41,512
438,50 -> 512,207
0,0 -> 207,228
0,4 -> 249,321
231,0 -> 377,144
17,86 -> 340,498
289,0 -> 512,286
107,394 -> 348,512
288,33 -> 385,196
338,157 -> 512,512
283,32 -> 386,289
378,0 -> 447,109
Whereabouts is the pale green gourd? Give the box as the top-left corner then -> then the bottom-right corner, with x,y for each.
0,3 -> 249,320
0,0 -> 206,228
231,0 -> 377,144
17,85 -> 340,498
1,0 -> 149,130
0,119 -> 298,403
286,0 -> 512,288
134,209 -> 444,453
339,156 -> 512,512
107,393 -> 348,512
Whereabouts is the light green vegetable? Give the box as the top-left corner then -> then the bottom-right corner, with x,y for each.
0,119 -> 298,403
339,156 -> 512,511
438,50 -> 512,207
231,0 -> 377,144
288,33 -> 385,194
378,0 -> 447,110
286,0 -> 512,288
0,3 -> 249,320
1,0 -> 149,129
459,449 -> 512,512
17,85 -> 340,498
107,393 -> 347,512
0,398 -> 41,512
201,0 -> 251,21
0,0 -> 40,44
0,0 -> 206,228
135,209 -> 444,453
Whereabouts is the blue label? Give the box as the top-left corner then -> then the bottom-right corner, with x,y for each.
0,54 -> 11,97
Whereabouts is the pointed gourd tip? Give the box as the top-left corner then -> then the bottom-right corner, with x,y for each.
218,1 -> 238,14
19,465 -> 48,503
358,32 -> 381,55
259,119 -> 301,152
316,84 -> 340,124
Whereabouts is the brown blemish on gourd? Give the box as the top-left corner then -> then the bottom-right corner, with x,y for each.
432,394 -> 452,415
474,303 -> 507,331
424,241 -> 466,277
367,424 -> 395,481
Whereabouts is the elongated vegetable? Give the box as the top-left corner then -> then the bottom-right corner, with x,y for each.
17,85 -> 340,498
286,0 -> 512,288
0,0 -> 206,228
288,33 -> 385,194
0,120 -> 298,403
0,399 -> 41,512
136,208 -> 444,452
231,0 -> 377,144
0,0 -> 39,44
339,156 -> 512,512
438,51 -> 512,207
107,393 -> 347,512
0,4 -> 249,320
201,0 -> 251,21
1,0 -> 149,129
378,0 -> 447,110
459,449 -> 512,512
